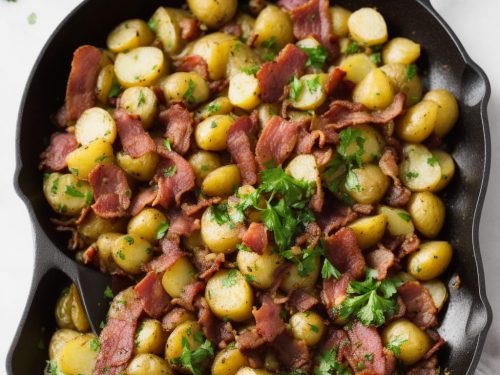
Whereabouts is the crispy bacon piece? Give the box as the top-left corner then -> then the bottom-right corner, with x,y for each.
287,288 -> 318,313
295,222 -> 321,249
256,44 -> 308,103
322,327 -> 351,362
379,146 -> 400,184
197,297 -> 235,347
385,184 -> 412,207
159,104 -> 194,155
39,133 -> 78,171
153,146 -> 196,208
295,127 -> 325,155
317,199 -> 358,236
174,55 -> 209,80
424,331 -> 446,360
253,294 -> 286,342
66,45 -> 102,121
114,109 -> 156,158
398,233 -> 421,259
322,92 -> 406,130
134,271 -> 170,318
321,273 -> 350,319
182,196 -> 222,217
227,116 -> 258,185
242,223 -> 268,254
220,23 -> 243,38
277,0 -> 308,11
271,332 -> 311,370
325,68 -> 347,97
352,203 -> 375,215
192,247 -> 225,281
162,308 -> 191,334
366,247 -> 395,280
325,227 -> 365,280
89,164 -> 131,218
346,321 -> 388,375
407,356 -> 439,375
129,187 -> 156,216
171,281 -> 205,311
236,328 -> 265,352
289,0 -> 339,58
255,116 -> 301,167
167,208 -> 201,240
398,281 -> 438,329
144,238 -> 185,273
178,17 -> 201,41
270,262 -> 293,294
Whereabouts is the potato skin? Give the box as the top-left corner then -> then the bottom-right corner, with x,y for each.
382,37 -> 421,65
382,319 -> 432,365
423,89 -> 459,138
127,208 -> 167,244
353,68 -> 394,110
396,100 -> 438,143
119,87 -> 158,128
116,151 -> 159,182
378,205 -> 415,236
202,165 -> 242,197
58,333 -> 99,375
114,46 -> 167,88
162,72 -> 210,106
112,234 -> 154,274
127,353 -> 173,375
195,115 -> 235,151
407,241 -> 452,280
192,33 -> 237,80
49,329 -> 81,361
134,319 -> 167,355
201,207 -> 241,254
254,5 -> 294,50
280,257 -> 321,293
407,192 -> 445,238
78,211 -> 127,244
422,279 -> 448,311
289,311 -> 325,346
107,19 -> 154,53
165,321 -> 204,368
43,173 -> 93,216
187,0 -> 237,29
399,143 -> 442,192
188,151 -> 222,186
431,149 -> 455,192
236,247 -> 284,289
235,367 -> 274,375
205,269 -> 254,322
66,139 -> 115,180
330,6 -> 352,37
348,214 -> 387,250
380,63 -> 423,107
229,72 -> 261,111
345,164 -> 389,204
348,7 -> 388,46
340,54 -> 375,84
161,256 -> 197,298
211,347 -> 249,375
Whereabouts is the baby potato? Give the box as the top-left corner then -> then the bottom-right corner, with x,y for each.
66,139 -> 115,180
202,165 -> 241,197
396,100 -> 438,143
206,269 -> 254,322
162,72 -> 210,106
353,68 -> 394,110
59,333 -> 99,375
195,97 -> 233,121
127,208 -> 167,244
107,19 -> 154,53
78,211 -> 127,243
229,72 -> 261,111
212,346 -> 249,375
431,149 -> 455,192
116,151 -> 159,182
166,321 -> 205,370
49,329 -> 81,361
187,0 -> 237,28
236,247 -> 285,289
114,47 -> 166,88
69,284 -> 90,332
150,7 -> 182,54
43,173 -> 93,216
235,13 -> 255,43
330,6 -> 352,37
255,5 -> 294,50
380,63 -> 423,107
407,192 -> 445,238
399,143 -> 442,192
423,89 -> 459,138
280,257 -> 321,293
348,214 -> 387,250
286,154 -> 319,184
422,279 -> 448,311
96,65 -> 115,104
75,107 -> 116,146
183,231 -> 205,252
226,43 -> 260,78
337,125 -> 385,164
257,104 -> 280,128
195,115 -> 235,151
127,353 -> 173,375
235,368 -> 273,375
55,288 -> 75,330
340,53 -> 376,84
348,8 -> 388,46
407,241 -> 452,280
291,74 -> 328,110
289,311 -> 325,346
96,232 -> 122,272
119,87 -> 158,128
345,164 -> 389,204
192,33 -> 237,80
188,151 -> 222,186
378,205 -> 415,236
201,207 -> 241,253
382,37 -> 421,65
162,256 -> 197,298
135,319 -> 167,355
112,234 -> 153,274
382,319 -> 432,365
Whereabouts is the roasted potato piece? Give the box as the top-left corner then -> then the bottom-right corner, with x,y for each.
280,257 -> 321,293
378,205 -> 414,236
407,192 -> 445,238
43,173 -> 93,216
348,8 -> 388,46
290,74 -> 328,110
234,13 -> 255,43
382,37 -> 421,65
192,33 -> 237,80
127,208 -> 167,244
422,279 -> 448,311
257,104 -> 280,128
407,241 -> 452,280
78,212 -> 127,243
353,68 -> 394,110
286,154 -> 319,184
330,6 -> 352,37
396,100 -> 438,143
127,353 -> 173,375
236,368 -> 273,375
55,287 -> 75,330
49,329 -> 81,361
116,151 -> 159,182
348,214 -> 387,250
226,43 -> 260,78
150,7 -> 182,54
95,64 -> 115,104
345,164 -> 389,204
211,346 -> 249,375
66,139 -> 115,180
96,232 -> 122,272
337,125 -> 385,164
112,234 -> 153,274
114,47 -> 166,88
423,89 -> 459,138
162,256 -> 197,298
254,5 -> 294,50
229,72 -> 261,111
431,149 -> 455,192
134,319 -> 167,355
236,247 -> 285,289
187,0 -> 237,28
107,19 -> 154,53
399,143 -> 442,192
201,207 -> 241,253
59,333 -> 99,375
382,319 -> 432,365
165,321 -> 206,370
195,115 -> 235,151
195,97 -> 233,121
340,53 -> 376,84
380,63 -> 423,107
75,107 -> 116,146
119,86 -> 158,128
202,165 -> 241,197
69,284 -> 90,333
162,71 -> 210,106
289,311 -> 325,346
188,151 -> 222,186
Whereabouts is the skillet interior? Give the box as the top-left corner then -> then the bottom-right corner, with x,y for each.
8,0 -> 492,373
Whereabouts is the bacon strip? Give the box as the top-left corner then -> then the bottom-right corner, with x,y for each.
253,294 -> 286,342
174,55 -> 209,80
227,116 -> 258,185
159,104 -> 194,155
197,297 -> 235,347
66,45 -> 102,121
324,227 -> 365,280
346,321 -> 387,375
256,44 -> 308,103
134,271 -> 171,318
89,164 -> 131,218
242,222 -> 268,254
114,109 -> 156,158
39,132 -> 78,171
398,281 -> 438,329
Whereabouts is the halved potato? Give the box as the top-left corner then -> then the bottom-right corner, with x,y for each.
431,149 -> 455,192
114,46 -> 166,88
119,87 -> 158,128
396,100 -> 438,143
229,72 -> 261,111
348,214 -> 387,250
290,74 -> 328,110
407,192 -> 445,239
422,279 -> 448,311
107,19 -> 155,53
382,37 -> 421,65
348,8 -> 388,46
192,33 -> 237,80
75,107 -> 116,146
66,139 -> 115,180
150,7 -> 182,54
399,143 -> 441,192
378,205 -> 414,236
201,206 -> 241,253
95,65 -> 115,104
353,68 -> 394,110
286,154 -> 319,184
202,165 -> 241,197
340,54 -> 375,84
58,333 -> 99,375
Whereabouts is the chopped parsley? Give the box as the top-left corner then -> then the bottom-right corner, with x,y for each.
164,166 -> 177,177
397,212 -> 411,222
236,243 -> 252,252
51,177 -> 59,194
289,76 -> 303,102
206,102 -> 221,114
386,336 -> 408,356
108,78 -> 121,98
370,52 -> 382,65
314,348 -> 352,375
89,338 -> 100,352
44,361 -> 60,375
337,127 -> 366,168
137,90 -> 146,107
27,12 -> 37,25
240,66 -> 260,76
345,41 -> 362,55
405,171 -> 419,179
210,121 -> 217,129
282,245 -> 323,277
116,250 -> 126,260
405,64 -> 418,81
306,76 -> 321,93
64,185 -> 84,198
103,286 -> 114,299
309,324 -> 319,333
164,138 -> 172,151
200,164 -> 209,172
148,18 -> 158,32
244,274 -> 256,283
336,268 -> 403,327
156,221 -> 170,240
171,335 -> 214,375
124,235 -> 134,245
183,79 -> 197,104
300,45 -> 328,68
261,36 -> 278,61
222,269 -> 238,288
427,155 -> 439,166
321,259 -> 341,280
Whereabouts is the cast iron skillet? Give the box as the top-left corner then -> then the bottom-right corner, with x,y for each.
6,0 -> 493,373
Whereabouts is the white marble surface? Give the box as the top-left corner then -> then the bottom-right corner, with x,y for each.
0,1 -> 499,374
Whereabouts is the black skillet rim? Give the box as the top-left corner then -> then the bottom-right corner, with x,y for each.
7,0 -> 493,373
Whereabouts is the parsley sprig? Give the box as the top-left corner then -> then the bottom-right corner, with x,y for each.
315,348 -> 352,375
171,333 -> 214,375
300,45 -> 328,68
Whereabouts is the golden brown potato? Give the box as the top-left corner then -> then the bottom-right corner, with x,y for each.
96,232 -> 122,272
201,165 -> 241,197
192,33 -> 237,80
150,7 -> 182,54
43,173 -> 93,216
77,211 -> 127,244
211,346 -> 249,375
421,279 -> 448,311
229,72 -> 261,111
353,68 -> 394,110
161,256 -> 197,298
107,19 -> 154,53
116,151 -> 159,182
330,6 -> 352,37
49,329 -> 81,361
187,0 -> 237,28
188,151 -> 222,186
378,205 -> 415,236
380,63 -> 423,107
127,208 -> 168,244
348,214 -> 388,250
119,87 -> 158,128
95,65 -> 115,104
195,97 -> 233,121
431,149 -> 455,192
382,319 -> 432,365
382,37 -> 421,65
280,257 -> 321,293
236,247 -> 285,289
407,241 -> 452,280
348,8 -> 388,46
289,311 -> 325,346
69,284 -> 90,333
165,321 -> 206,371
407,192 -> 445,238
127,353 -> 173,375
75,107 -> 116,146
340,54 -> 376,84
235,367 -> 273,375
134,319 -> 167,355
66,139 -> 115,180
195,115 -> 235,151
205,269 -> 253,322
337,125 -> 385,164
112,234 -> 153,274
396,100 -> 438,143
201,207 -> 241,254
58,333 -> 99,375
114,47 -> 167,88
55,288 -> 76,330
399,144 -> 442,192
162,72 -> 210,106
290,74 -> 329,111
345,164 -> 389,204
254,5 -> 294,50
423,89 -> 459,138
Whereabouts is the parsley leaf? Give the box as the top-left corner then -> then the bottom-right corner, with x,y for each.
164,138 -> 172,151
337,127 -> 366,168
183,79 -> 197,104
405,171 -> 419,179
171,336 -> 214,375
386,336 -> 408,356
261,36 -> 278,61
427,155 -> 439,166
27,12 -> 37,25
282,245 -> 323,277
370,52 -> 382,65
321,259 -> 341,280
137,90 -> 146,107
306,76 -> 321,93
405,64 -> 418,81
300,45 -> 328,68
397,212 -> 411,222
64,185 -> 85,198
108,77 -> 121,98
222,269 -> 238,287
289,76 -> 303,102
103,286 -> 114,299
164,166 -> 177,177
210,203 -> 232,225
240,66 -> 260,76
206,101 -> 221,114
156,221 -> 170,240
89,338 -> 100,352
345,41 -> 362,55
314,348 -> 352,375
148,18 -> 158,32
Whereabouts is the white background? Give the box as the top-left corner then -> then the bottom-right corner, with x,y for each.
0,0 -> 498,374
